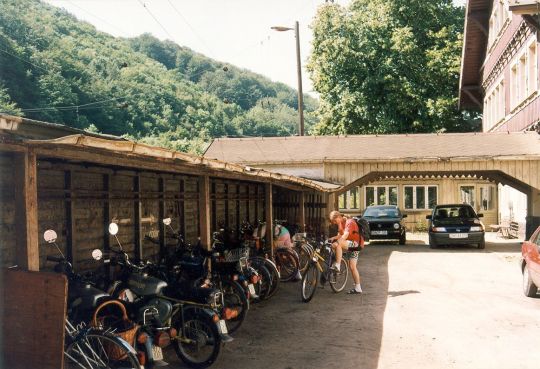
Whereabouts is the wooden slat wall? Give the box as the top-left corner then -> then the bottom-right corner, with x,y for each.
32,161 -> 201,272
210,178 -> 265,239
0,153 -> 17,267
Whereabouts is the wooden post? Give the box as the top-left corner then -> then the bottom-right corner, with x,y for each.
265,183 -> 273,258
298,191 -> 306,232
14,150 -> 39,271
103,173 -> 111,281
103,174 -> 112,250
158,177 -> 165,258
64,170 -> 75,264
199,176 -> 211,250
134,174 -> 142,260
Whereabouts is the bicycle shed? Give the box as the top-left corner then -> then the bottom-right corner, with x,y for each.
0,114 -> 338,368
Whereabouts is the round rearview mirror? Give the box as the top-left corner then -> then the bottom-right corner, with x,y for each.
163,218 -> 172,226
92,249 -> 103,261
43,230 -> 57,243
108,223 -> 119,236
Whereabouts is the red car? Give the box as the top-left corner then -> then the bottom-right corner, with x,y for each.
521,225 -> 540,297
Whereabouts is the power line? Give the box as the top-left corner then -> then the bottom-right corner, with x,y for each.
63,0 -> 131,37
136,0 -> 175,40
165,0 -> 216,58
19,94 -> 144,113
0,47 -> 49,73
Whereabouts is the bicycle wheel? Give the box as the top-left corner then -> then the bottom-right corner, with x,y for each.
329,259 -> 349,293
296,242 -> 314,275
251,263 -> 272,301
301,263 -> 319,303
221,279 -> 249,334
174,310 -> 222,369
65,329 -> 140,369
249,256 -> 280,299
275,248 -> 300,282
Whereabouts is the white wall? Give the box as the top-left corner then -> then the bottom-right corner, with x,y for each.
498,184 -> 528,236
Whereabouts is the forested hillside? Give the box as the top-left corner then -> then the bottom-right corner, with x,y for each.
0,0 -> 317,153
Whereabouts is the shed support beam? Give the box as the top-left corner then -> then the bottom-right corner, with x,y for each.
298,191 -> 305,232
64,170 -> 75,264
265,183 -> 274,258
14,150 -> 39,271
199,176 -> 212,250
158,177 -> 166,259
134,174 -> 142,260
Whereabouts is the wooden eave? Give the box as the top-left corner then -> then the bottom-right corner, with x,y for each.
11,134 -> 337,193
459,0 -> 491,110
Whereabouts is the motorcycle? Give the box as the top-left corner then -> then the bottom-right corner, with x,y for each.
96,222 -> 232,369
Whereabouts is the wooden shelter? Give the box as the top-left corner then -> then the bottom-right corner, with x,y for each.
0,114 -> 335,273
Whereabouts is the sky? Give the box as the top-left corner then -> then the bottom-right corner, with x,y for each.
44,0 -> 466,96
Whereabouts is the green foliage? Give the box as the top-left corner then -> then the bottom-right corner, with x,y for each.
0,83 -> 21,115
0,0 -> 318,153
308,0 -> 479,135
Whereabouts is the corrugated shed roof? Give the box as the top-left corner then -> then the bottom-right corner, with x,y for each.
204,132 -> 540,163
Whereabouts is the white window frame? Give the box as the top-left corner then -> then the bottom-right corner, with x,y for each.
403,185 -> 438,210
510,36 -> 538,111
364,185 -> 398,207
488,0 -> 511,51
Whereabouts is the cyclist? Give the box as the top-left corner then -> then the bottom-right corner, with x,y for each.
329,210 -> 363,294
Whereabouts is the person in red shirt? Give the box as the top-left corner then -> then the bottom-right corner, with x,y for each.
329,210 -> 363,294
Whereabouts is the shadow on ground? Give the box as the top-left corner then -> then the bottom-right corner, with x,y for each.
164,233 -> 523,369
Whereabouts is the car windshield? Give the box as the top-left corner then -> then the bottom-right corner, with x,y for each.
434,206 -> 475,219
363,208 -> 400,218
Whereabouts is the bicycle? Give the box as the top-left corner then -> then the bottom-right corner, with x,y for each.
301,240 -> 349,303
64,319 -> 140,369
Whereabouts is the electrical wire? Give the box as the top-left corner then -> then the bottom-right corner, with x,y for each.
63,0 -> 131,37
18,93 -> 145,113
165,0 -> 216,58
0,47 -> 49,73
136,0 -> 175,40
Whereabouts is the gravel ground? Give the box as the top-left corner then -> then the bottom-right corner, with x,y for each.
165,233 -> 540,369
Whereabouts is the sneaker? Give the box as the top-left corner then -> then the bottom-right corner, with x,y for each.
347,288 -> 362,295
330,264 -> 340,272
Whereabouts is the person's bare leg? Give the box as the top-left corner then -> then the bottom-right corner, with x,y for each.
349,258 -> 362,293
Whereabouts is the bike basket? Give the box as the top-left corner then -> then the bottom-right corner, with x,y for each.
92,300 -> 138,361
223,247 -> 250,262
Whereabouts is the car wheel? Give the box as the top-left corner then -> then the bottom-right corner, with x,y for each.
399,233 -> 406,245
477,238 -> 485,249
523,266 -> 538,297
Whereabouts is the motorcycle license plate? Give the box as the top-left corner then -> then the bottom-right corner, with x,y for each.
248,283 -> 256,295
449,233 -> 468,239
152,345 -> 164,361
218,319 -> 228,334
371,230 -> 387,235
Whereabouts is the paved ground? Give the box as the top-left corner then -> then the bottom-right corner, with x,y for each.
166,233 -> 540,369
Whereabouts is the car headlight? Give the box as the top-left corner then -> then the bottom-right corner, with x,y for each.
393,223 -> 400,229
432,227 -> 447,232
470,226 -> 483,232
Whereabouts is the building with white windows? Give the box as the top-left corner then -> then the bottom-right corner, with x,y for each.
460,0 -> 540,235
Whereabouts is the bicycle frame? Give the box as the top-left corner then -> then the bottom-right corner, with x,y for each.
310,243 -> 334,275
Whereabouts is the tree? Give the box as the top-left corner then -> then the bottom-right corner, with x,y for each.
307,0 -> 476,135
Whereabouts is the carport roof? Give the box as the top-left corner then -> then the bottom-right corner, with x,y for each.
204,132 -> 540,164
